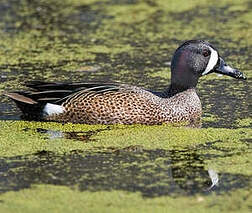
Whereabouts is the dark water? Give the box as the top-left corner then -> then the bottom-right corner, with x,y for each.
0,148 -> 250,197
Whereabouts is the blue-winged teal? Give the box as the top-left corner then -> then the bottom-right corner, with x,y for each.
6,40 -> 246,127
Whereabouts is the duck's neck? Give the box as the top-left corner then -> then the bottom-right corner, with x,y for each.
162,84 -> 195,98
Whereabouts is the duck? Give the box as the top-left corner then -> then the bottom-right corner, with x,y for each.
5,40 -> 246,127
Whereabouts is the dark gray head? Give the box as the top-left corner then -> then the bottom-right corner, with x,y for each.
170,40 -> 246,92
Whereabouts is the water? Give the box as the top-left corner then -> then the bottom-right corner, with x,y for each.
0,148 -> 250,197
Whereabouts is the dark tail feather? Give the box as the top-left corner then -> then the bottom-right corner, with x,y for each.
25,81 -> 119,92
5,92 -> 45,120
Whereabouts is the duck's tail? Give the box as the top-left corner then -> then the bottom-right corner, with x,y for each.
5,92 -> 45,120
5,81 -> 120,121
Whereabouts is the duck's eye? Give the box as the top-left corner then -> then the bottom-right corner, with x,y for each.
202,49 -> 211,57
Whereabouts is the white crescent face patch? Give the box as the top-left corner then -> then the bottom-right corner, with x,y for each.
202,47 -> 219,75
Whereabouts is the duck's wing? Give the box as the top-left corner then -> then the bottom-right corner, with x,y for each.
5,81 -> 128,105
25,81 -> 122,93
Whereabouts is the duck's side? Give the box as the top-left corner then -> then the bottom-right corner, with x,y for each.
6,82 -> 202,127
52,86 -> 201,126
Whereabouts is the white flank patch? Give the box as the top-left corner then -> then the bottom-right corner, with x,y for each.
202,47 -> 218,75
43,103 -> 64,116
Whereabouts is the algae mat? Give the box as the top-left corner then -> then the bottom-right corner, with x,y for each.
0,0 -> 251,212
0,121 -> 251,213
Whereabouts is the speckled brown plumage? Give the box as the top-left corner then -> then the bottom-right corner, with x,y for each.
46,85 -> 202,127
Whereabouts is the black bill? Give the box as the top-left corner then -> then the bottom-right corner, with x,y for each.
214,57 -> 246,80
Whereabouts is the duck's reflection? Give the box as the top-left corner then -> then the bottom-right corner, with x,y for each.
1,130 -> 247,198
36,127 -> 108,141
36,128 -> 220,192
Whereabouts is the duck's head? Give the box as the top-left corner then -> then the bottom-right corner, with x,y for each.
170,40 -> 246,91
